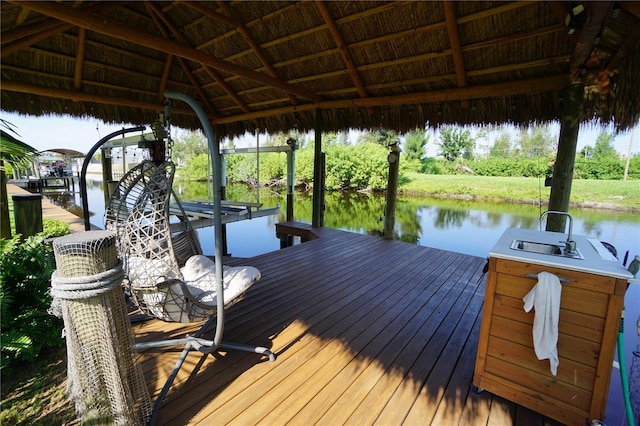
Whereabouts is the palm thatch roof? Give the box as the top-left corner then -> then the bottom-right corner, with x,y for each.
1,1 -> 639,138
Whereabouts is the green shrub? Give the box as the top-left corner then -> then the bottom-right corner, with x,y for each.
469,157 -> 551,177
323,143 -> 389,190
178,153 -> 210,181
574,157 -> 625,179
42,218 -> 69,239
0,232 -> 65,372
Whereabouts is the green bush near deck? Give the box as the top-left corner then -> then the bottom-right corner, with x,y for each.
0,220 -> 69,372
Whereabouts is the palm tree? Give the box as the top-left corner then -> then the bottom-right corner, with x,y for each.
1,120 -> 38,238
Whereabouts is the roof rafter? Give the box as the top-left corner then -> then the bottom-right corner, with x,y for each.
212,1 -> 300,107
0,2 -> 122,58
14,4 -> 30,27
158,55 -> 173,102
2,80 -> 198,118
145,1 -> 219,117
157,1 -> 306,119
2,73 -> 568,129
10,0 -> 323,103
569,2 -> 613,82
214,75 -> 570,125
315,0 -> 368,99
1,9 -> 64,43
2,1 -> 638,134
443,1 -> 467,89
5,46 -> 196,98
221,56 -> 570,112
219,1 -> 530,68
73,28 -> 86,90
220,3 -> 546,92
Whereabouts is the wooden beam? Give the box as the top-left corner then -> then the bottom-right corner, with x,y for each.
3,72 -> 568,130
1,80 -> 201,119
73,28 -> 86,90
225,25 -> 564,97
212,1 -> 300,108
443,1 -> 467,88
194,1 -> 551,102
158,55 -> 173,102
2,60 -> 190,101
14,5 -> 31,27
619,2 -> 640,20
1,2 -> 122,58
188,1 -> 239,28
194,1 -> 393,69
11,0 -> 323,103
218,0 -> 529,67
1,14 -> 66,44
212,75 -> 569,125
145,1 -> 218,116
1,23 -> 73,58
1,2 -> 121,44
315,0 -> 368,99
569,2 -> 613,82
203,67 -> 250,114
464,24 -> 564,52
190,54 -> 569,114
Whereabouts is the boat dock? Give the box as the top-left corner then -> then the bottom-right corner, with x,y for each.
6,183 -> 89,233
133,223 -> 567,425
8,188 -> 629,425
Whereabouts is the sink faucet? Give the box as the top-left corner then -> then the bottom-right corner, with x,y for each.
539,210 -> 576,254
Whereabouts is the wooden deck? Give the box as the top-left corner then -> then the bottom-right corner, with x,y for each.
6,183 -> 90,233
132,224 -> 565,425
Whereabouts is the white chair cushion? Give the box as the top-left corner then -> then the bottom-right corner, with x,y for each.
180,255 -> 260,307
128,256 -> 179,287
127,256 -> 185,322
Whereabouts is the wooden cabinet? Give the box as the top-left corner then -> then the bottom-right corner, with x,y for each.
472,257 -> 628,425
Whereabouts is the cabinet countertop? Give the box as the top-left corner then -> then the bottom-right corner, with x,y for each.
489,227 -> 633,280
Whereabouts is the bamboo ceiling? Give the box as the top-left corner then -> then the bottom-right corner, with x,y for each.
1,1 -> 640,137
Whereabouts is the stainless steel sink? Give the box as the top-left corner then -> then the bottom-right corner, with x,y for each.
510,240 -> 584,259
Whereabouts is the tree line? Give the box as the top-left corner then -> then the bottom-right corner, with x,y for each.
172,124 -> 640,191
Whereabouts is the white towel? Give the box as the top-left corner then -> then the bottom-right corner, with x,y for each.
522,271 -> 562,376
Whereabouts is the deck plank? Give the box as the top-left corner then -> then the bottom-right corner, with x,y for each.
129,226 -> 577,425
192,240 -> 425,424
250,250 -> 455,425
23,183 -> 622,424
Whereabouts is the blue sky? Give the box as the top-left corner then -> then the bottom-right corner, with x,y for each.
2,110 -> 638,158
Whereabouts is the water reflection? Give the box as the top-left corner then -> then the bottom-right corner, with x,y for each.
53,180 -> 639,261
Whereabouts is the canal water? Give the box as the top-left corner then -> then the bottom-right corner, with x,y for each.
47,180 -> 639,425
47,179 -> 640,261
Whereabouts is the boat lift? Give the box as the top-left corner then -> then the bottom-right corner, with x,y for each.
169,199 -> 280,232
168,144 -> 296,233
79,126 -> 293,238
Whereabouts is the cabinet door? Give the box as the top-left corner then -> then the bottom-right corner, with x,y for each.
473,257 -> 626,424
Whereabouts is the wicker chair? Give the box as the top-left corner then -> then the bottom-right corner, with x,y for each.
104,160 -> 275,421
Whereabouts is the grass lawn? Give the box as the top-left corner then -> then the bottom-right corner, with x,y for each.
400,174 -> 640,211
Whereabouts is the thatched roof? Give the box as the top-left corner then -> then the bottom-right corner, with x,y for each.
2,1 -> 639,137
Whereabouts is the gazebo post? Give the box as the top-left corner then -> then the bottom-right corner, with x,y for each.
383,142 -> 400,240
312,108 -> 324,228
547,83 -> 585,232
100,147 -> 113,204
